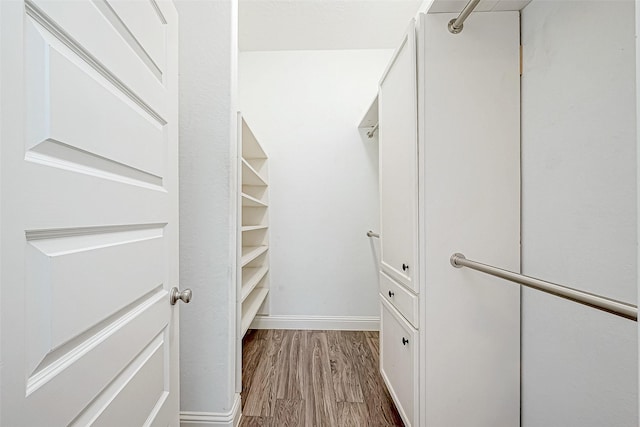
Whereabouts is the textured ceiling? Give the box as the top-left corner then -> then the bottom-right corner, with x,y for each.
239,0 -> 424,51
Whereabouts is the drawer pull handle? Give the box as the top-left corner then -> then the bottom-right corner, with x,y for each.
402,263 -> 409,271
388,290 -> 395,297
402,337 -> 409,346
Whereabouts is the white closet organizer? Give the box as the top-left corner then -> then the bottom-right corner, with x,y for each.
370,11 -> 521,427
237,116 -> 270,338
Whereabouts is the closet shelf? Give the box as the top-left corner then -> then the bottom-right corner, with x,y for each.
241,265 -> 269,302
242,225 -> 268,232
358,95 -> 378,129
242,159 -> 268,186
242,193 -> 268,208
241,119 -> 268,160
241,287 -> 269,337
241,245 -> 268,267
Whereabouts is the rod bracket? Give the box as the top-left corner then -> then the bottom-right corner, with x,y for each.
447,0 -> 481,34
448,19 -> 463,34
450,253 -> 465,268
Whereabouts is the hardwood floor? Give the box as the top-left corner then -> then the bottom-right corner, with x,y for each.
240,330 -> 404,427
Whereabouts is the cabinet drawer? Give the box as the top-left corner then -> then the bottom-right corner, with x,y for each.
380,271 -> 418,328
380,297 -> 418,427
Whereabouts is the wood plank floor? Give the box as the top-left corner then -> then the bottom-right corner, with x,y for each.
240,330 -> 404,427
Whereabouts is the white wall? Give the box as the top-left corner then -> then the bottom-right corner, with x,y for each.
239,49 -> 392,321
637,0 -> 640,417
177,0 -> 239,418
521,1 -> 638,426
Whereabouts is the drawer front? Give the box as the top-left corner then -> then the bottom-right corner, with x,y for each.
379,271 -> 418,328
380,297 -> 418,427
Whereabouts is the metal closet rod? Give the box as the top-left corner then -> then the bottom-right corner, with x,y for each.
450,253 -> 638,321
448,0 -> 482,34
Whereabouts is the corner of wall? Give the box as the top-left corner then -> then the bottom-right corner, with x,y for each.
176,0 -> 239,415
180,393 -> 242,427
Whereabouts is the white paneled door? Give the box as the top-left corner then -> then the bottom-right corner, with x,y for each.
378,19 -> 419,293
0,1 -> 180,425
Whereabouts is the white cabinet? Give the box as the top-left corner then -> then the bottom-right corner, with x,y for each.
237,116 -> 270,337
378,21 -> 419,293
377,21 -> 420,426
376,11 -> 521,427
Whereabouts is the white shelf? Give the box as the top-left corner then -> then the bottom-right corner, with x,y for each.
241,265 -> 269,302
241,119 -> 268,160
242,225 -> 268,232
242,159 -> 267,186
358,95 -> 378,129
242,193 -> 267,208
241,287 -> 269,337
241,245 -> 268,267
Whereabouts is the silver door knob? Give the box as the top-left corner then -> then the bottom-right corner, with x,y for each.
170,287 -> 192,305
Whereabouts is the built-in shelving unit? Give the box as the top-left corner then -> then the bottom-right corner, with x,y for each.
238,116 -> 269,338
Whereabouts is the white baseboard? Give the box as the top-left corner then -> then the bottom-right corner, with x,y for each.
250,314 -> 380,331
180,393 -> 242,427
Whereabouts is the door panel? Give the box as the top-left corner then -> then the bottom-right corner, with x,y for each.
25,7 -> 165,179
378,20 -> 419,292
74,332 -> 167,426
26,296 -> 168,420
26,226 -> 165,360
104,0 -> 167,75
1,0 -> 179,425
28,0 -> 168,119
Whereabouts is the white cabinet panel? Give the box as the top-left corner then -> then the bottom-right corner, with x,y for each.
378,19 -> 419,293
380,297 -> 418,427
418,12 -> 521,427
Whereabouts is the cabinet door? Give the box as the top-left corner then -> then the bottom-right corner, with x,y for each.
380,297 -> 419,426
378,19 -> 419,292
